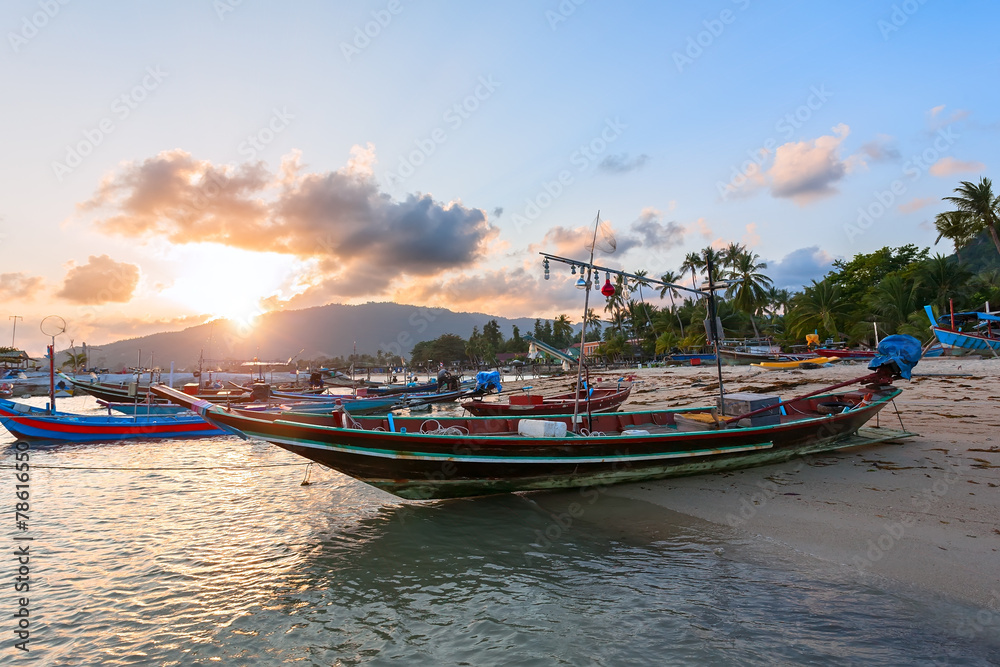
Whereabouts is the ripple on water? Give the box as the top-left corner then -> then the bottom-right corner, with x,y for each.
1,412 -> 998,665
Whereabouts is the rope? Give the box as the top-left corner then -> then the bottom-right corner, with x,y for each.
0,462 -> 308,471
419,419 -> 469,435
578,428 -> 606,437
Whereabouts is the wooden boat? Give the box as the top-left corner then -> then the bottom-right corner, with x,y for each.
150,363 -> 914,500
461,385 -> 632,417
717,339 -> 811,365
59,373 -> 253,404
753,357 -> 839,369
813,348 -> 876,359
924,305 -> 1000,357
97,400 -> 191,416
0,398 -> 223,442
365,380 -> 446,396
664,353 -> 716,365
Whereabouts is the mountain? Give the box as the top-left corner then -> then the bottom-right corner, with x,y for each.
78,302 -> 553,371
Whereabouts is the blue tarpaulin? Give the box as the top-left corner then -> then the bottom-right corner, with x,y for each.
474,371 -> 503,394
868,334 -> 922,379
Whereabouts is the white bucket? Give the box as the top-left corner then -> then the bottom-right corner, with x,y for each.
517,419 -> 568,438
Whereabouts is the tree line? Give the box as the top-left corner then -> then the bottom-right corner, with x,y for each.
410,176 -> 1000,363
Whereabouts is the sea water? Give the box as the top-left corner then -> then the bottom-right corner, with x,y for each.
2,397 -> 998,665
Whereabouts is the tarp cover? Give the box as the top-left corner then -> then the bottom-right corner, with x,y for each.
868,334 -> 922,379
474,371 -> 503,394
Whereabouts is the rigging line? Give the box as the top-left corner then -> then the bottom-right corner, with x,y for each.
0,462 -> 309,471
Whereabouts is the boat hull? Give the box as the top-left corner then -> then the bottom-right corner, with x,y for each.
0,399 -> 223,442
813,348 -> 876,359
929,326 -> 1000,354
461,386 -> 631,417
153,385 -> 908,500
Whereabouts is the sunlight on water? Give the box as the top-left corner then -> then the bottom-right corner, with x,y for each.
2,398 -> 998,664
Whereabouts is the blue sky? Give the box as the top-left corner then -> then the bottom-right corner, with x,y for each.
1,0 -> 997,354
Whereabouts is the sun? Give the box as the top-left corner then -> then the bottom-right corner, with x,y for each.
159,244 -> 312,325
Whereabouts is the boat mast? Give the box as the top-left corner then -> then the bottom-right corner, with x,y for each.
572,212 -> 600,433
704,256 -> 726,412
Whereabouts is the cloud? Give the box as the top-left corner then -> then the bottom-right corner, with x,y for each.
56,255 -> 140,304
742,223 -> 760,247
927,105 -> 970,130
628,208 -> 686,251
528,225 -> 596,257
859,134 -> 900,162
693,217 -> 713,240
0,272 -> 43,300
767,124 -> 853,204
929,156 -> 986,177
492,206 -> 504,218
531,211 -> 685,258
898,197 -> 936,214
80,146 -> 497,295
765,246 -> 836,291
598,153 -> 650,174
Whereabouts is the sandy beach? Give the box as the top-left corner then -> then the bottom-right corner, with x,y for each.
506,357 -> 1000,609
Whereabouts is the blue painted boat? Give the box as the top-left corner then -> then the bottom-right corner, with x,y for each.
0,398 -> 223,442
923,305 -> 1000,356
98,400 -> 192,416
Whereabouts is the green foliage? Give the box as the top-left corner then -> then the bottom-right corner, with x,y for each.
411,333 -> 468,366
826,245 -> 929,306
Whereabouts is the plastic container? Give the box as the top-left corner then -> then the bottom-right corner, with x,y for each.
517,419 -> 568,438
621,429 -> 650,436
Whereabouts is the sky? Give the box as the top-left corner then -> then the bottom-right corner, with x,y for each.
1,0 -> 998,356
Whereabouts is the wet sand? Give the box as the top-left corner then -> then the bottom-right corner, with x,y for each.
504,357 -> 1000,607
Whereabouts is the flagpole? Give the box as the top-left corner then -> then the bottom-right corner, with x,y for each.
572,211 -> 600,434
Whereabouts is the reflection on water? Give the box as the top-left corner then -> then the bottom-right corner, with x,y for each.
2,399 -> 999,665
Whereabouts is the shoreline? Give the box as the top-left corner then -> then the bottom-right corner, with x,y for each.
510,358 -> 1000,608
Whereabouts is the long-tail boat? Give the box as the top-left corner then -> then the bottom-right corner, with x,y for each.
461,384 -> 632,417
58,372 -> 253,404
924,305 -> 1000,357
0,398 -> 223,442
150,338 -> 920,500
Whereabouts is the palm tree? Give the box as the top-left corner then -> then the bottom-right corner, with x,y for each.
917,254 -> 971,311
763,286 -> 792,317
631,269 -> 654,334
724,250 -> 773,337
787,279 -> 852,340
933,211 -> 977,262
700,246 -> 725,287
552,314 -> 574,349
720,241 -> 746,270
679,252 -> 703,292
658,270 -> 685,336
943,178 -> 1000,258
584,308 -> 603,339
868,275 -> 921,332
